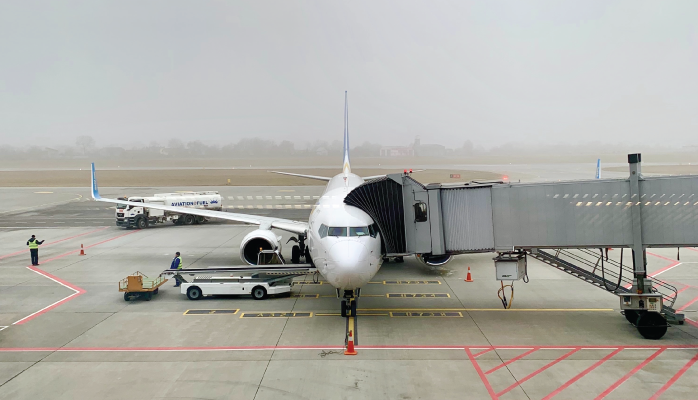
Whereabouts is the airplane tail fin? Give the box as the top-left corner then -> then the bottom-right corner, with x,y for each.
343,91 -> 351,174
90,163 -> 101,200
595,159 -> 601,179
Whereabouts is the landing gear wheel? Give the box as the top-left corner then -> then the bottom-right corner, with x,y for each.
395,256 -> 404,263
341,300 -> 348,317
186,286 -> 202,300
382,257 -> 389,263
636,312 -> 668,340
252,286 -> 267,300
624,310 -> 639,325
183,215 -> 195,225
136,217 -> 148,229
351,299 -> 357,316
291,245 -> 301,264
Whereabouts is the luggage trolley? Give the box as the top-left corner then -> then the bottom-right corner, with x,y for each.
119,271 -> 168,301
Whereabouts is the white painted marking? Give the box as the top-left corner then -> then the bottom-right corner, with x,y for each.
285,196 -> 291,200
652,263 -> 682,277
246,196 -> 253,200
265,196 -> 272,200
275,196 -> 282,200
0,326 -> 8,331
237,196 -> 244,200
303,196 -> 310,200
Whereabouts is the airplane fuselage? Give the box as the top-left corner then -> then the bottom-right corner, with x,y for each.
306,173 -> 383,290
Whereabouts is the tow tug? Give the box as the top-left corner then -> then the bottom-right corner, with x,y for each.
160,250 -> 317,300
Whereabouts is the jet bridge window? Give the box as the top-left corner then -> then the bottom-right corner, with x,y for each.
414,201 -> 428,222
350,227 -> 369,237
327,227 -> 348,237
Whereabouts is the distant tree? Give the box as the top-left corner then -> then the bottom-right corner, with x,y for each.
75,135 -> 96,155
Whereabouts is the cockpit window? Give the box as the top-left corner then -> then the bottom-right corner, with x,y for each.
318,224 -> 328,238
327,227 -> 347,237
368,223 -> 379,238
350,227 -> 369,237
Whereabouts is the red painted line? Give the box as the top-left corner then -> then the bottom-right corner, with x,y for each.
685,318 -> 698,328
13,230 -> 139,325
542,348 -> 623,400
474,348 -> 494,358
647,252 -> 677,263
0,227 -> 109,261
486,348 -> 539,374
496,348 -> 580,397
623,253 -> 681,289
676,295 -> 698,312
465,348 -> 498,400
668,286 -> 691,299
649,352 -> 698,400
687,248 -> 698,253
594,348 -> 666,399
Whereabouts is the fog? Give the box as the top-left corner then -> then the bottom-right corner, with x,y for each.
1,1 -> 697,150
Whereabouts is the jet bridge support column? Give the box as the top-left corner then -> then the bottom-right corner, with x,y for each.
628,153 -> 647,293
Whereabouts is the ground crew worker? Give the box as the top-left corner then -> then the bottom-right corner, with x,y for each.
170,252 -> 183,287
27,235 -> 45,266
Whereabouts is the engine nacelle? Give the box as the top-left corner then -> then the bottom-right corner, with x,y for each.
416,253 -> 453,266
240,229 -> 282,265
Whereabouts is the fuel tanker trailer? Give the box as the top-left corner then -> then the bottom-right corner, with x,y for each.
115,191 -> 223,229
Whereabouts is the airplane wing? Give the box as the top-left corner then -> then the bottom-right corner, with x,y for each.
362,170 -> 426,181
268,171 -> 332,181
91,163 -> 308,235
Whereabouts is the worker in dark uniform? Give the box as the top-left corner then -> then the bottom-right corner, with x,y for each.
170,252 -> 183,287
27,235 -> 45,265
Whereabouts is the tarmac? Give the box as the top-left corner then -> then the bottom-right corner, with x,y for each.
1,185 -> 698,399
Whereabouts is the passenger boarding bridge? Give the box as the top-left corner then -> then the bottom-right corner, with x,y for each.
345,154 -> 697,339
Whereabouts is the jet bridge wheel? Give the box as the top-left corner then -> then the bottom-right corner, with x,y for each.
624,310 -> 639,325
636,311 -> 668,340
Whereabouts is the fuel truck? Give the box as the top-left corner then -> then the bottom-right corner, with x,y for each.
115,191 -> 223,229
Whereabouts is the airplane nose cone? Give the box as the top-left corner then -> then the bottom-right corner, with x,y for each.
324,240 -> 374,289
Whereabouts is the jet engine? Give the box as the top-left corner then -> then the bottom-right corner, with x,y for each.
416,253 -> 452,266
240,229 -> 282,264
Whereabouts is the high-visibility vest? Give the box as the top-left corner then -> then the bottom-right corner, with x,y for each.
176,256 -> 183,269
27,240 -> 39,250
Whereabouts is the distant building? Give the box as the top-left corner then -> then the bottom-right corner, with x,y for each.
379,136 -> 445,157
380,146 -> 414,157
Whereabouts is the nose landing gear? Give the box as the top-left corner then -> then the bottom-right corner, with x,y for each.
288,234 -> 311,265
339,289 -> 358,317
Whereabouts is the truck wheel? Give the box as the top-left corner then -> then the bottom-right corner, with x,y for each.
252,286 -> 267,300
144,292 -> 153,301
136,217 -> 148,229
186,286 -> 202,300
195,216 -> 205,224
291,245 -> 301,264
183,215 -> 195,225
124,292 -> 133,301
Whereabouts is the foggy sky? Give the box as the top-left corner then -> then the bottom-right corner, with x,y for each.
1,1 -> 697,149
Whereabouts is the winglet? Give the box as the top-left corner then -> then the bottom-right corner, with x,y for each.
90,163 -> 101,199
343,91 -> 351,174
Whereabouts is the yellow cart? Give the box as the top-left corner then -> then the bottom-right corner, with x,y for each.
119,271 -> 168,301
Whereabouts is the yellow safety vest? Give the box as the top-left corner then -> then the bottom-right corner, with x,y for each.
176,256 -> 183,269
27,240 -> 39,250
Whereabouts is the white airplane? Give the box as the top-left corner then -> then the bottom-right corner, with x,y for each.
91,92 -> 416,316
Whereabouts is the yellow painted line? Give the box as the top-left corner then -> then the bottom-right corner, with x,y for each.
347,315 -> 355,333
391,311 -> 463,317
278,189 -> 295,192
291,294 -> 320,299
183,309 -> 239,315
360,294 -> 385,297
315,313 -> 339,316
386,293 -> 450,298
240,312 -> 313,318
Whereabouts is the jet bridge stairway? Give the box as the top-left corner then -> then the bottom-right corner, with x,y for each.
530,249 -> 683,325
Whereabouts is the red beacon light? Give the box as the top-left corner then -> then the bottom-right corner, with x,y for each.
409,169 -> 413,174
503,175 -> 509,181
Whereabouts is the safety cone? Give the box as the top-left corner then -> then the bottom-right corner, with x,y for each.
345,330 -> 357,355
465,267 -> 473,282
79,244 -> 85,256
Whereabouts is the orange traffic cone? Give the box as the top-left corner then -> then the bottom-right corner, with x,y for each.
465,267 -> 473,282
79,244 -> 85,256
345,330 -> 357,355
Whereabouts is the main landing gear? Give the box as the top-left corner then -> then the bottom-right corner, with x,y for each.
288,234 -> 312,265
339,289 -> 358,317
